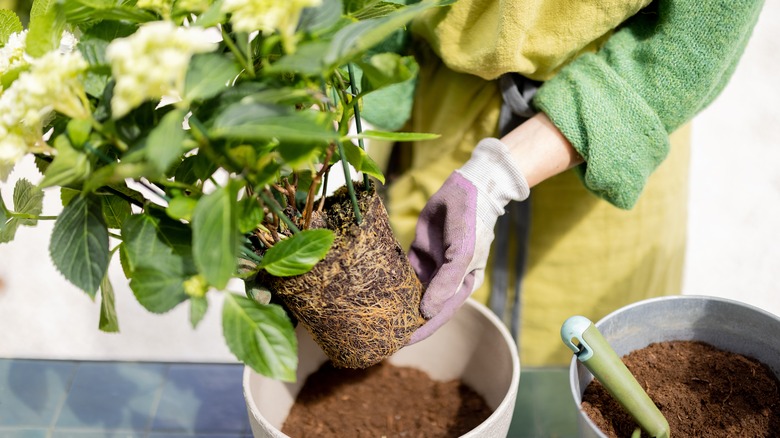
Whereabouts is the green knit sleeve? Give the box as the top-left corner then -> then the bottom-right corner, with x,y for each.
532,0 -> 763,209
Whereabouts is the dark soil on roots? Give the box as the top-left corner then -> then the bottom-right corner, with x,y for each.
259,184 -> 425,369
281,360 -> 493,437
582,340 -> 780,437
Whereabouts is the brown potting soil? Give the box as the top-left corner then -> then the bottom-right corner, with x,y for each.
282,360 -> 493,437
582,340 -> 780,437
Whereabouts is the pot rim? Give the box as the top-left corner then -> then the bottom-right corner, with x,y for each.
459,298 -> 521,437
567,294 -> 780,438
243,298 -> 521,438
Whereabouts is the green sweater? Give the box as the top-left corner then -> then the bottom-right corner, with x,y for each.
532,0 -> 764,208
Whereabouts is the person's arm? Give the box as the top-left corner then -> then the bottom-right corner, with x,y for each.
502,112 -> 583,188
407,0 -> 764,344
533,0 -> 764,209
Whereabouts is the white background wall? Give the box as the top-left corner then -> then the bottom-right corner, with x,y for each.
682,0 -> 780,314
1,4 -> 778,362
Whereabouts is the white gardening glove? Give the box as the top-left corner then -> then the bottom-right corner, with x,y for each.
408,138 -> 530,344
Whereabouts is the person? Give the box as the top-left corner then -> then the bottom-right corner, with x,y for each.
373,0 -> 765,366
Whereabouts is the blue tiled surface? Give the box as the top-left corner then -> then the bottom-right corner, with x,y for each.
0,360 -> 251,438
0,359 -> 578,437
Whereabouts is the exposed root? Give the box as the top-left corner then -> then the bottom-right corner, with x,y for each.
257,183 -> 425,368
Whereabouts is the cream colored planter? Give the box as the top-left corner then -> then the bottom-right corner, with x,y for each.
569,295 -> 780,438
244,298 -> 521,437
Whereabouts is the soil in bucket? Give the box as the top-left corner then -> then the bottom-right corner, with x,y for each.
281,360 -> 494,437
581,340 -> 780,437
257,183 -> 425,369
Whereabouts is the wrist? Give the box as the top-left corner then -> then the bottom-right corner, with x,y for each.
501,112 -> 583,187
457,138 -> 530,224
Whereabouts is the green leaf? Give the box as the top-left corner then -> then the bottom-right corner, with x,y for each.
340,141 -> 385,184
277,141 -> 324,169
40,136 -> 91,189
122,213 -> 196,274
351,1 -> 404,20
348,129 -> 440,142
237,196 -> 264,234
83,162 -> 159,194
357,53 -> 417,94
49,195 -> 109,298
13,179 -> 44,226
99,273 -> 120,332
192,184 -> 239,289
129,259 -> 189,313
195,0 -> 225,28
211,103 -> 338,144
166,195 -> 197,221
0,10 -> 23,46
190,296 -> 208,328
0,191 -> 18,244
67,119 -> 93,148
184,53 -> 240,102
61,0 -> 157,24
0,192 -> 8,218
264,41 -> 330,76
260,229 -> 335,277
60,187 -> 80,207
325,0 -> 445,67
101,194 -> 131,229
122,212 -> 196,313
146,109 -> 188,174
175,153 -> 217,185
299,0 -> 342,33
0,64 -> 25,90
26,0 -> 66,57
222,293 -> 297,381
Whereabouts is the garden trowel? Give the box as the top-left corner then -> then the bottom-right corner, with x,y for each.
561,316 -> 671,438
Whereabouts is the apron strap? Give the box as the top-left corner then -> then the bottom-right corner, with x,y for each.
489,73 -> 540,343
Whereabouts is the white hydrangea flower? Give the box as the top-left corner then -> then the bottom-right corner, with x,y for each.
106,21 -> 217,118
221,0 -> 322,52
0,31 -> 30,76
0,50 -> 89,181
0,130 -> 27,181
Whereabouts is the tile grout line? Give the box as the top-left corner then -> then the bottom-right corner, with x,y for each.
143,363 -> 172,438
46,360 -> 81,438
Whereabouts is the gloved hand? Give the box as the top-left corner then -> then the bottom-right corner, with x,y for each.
408,137 -> 530,344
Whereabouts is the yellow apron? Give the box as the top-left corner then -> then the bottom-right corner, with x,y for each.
382,58 -> 689,366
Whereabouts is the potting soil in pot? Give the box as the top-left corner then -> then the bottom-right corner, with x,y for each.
582,340 -> 780,437
281,360 -> 493,437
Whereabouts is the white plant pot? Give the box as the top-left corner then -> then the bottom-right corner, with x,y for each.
244,298 -> 520,437
569,295 -> 780,438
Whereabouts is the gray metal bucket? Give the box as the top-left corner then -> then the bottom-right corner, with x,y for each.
568,295 -> 780,438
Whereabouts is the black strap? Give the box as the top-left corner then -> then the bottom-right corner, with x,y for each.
489,73 -> 540,344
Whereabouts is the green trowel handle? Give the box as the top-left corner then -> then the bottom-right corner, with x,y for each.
561,316 -> 670,438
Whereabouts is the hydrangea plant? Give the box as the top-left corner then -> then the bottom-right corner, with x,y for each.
0,0 -> 449,381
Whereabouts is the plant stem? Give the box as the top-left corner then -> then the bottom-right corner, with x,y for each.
221,28 -> 255,78
101,186 -> 144,209
331,73 -> 363,224
336,140 -> 362,224
240,246 -> 263,264
259,191 -> 300,234
8,213 -> 58,220
109,231 -> 123,240
347,64 -> 370,188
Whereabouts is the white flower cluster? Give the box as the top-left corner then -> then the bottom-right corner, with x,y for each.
0,32 -> 89,181
106,21 -> 217,118
221,0 -> 322,52
0,31 -> 30,81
